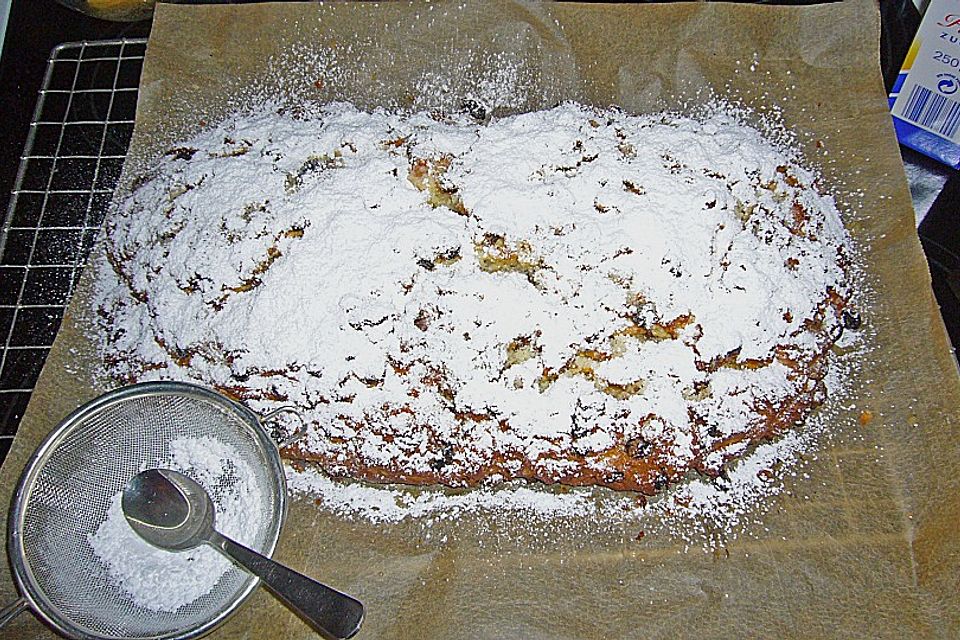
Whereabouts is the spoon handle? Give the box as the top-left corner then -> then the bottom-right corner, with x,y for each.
209,531 -> 364,640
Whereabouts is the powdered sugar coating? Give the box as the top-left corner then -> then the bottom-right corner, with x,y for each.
88,437 -> 264,612
93,102 -> 853,495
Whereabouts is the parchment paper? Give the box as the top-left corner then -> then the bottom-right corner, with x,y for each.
3,1 -> 960,638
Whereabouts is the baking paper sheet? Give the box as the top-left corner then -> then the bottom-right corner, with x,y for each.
2,1 -> 959,638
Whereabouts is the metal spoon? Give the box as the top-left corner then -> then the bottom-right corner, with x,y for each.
122,469 -> 364,640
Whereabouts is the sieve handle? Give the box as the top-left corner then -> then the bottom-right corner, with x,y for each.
208,531 -> 364,640
258,406 -> 308,449
0,597 -> 27,628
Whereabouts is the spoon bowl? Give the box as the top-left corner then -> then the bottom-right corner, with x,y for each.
123,469 -> 364,640
122,469 -> 213,551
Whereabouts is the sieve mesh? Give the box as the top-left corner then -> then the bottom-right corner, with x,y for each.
11,384 -> 285,640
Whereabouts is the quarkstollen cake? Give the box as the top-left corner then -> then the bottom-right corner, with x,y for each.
93,102 -> 856,495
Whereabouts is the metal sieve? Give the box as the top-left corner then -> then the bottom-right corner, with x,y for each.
0,381 -> 289,640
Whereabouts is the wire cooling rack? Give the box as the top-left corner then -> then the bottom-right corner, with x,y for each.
0,39 -> 147,463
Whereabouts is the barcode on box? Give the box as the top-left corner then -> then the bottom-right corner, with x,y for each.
896,83 -> 960,140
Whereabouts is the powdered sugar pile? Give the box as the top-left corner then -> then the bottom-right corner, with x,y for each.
92,101 -> 858,539
88,437 -> 264,612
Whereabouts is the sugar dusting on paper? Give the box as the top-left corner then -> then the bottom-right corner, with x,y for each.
88,437 -> 264,612
91,97 -> 863,549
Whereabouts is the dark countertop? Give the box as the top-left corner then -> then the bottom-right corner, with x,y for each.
0,0 -> 150,206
